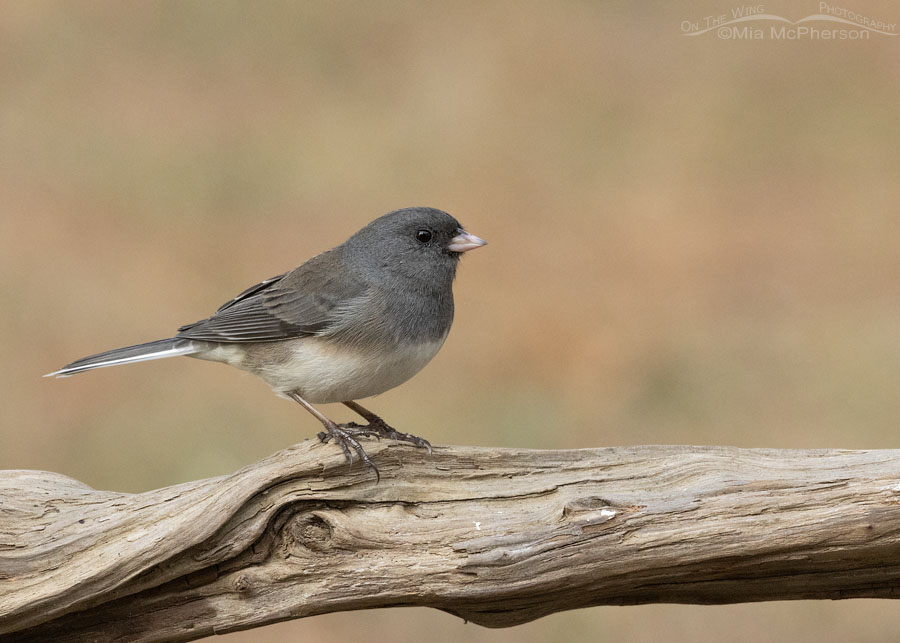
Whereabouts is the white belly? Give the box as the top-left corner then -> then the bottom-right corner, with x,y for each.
193,335 -> 446,403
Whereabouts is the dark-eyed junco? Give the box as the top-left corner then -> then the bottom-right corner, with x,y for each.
47,207 -> 486,477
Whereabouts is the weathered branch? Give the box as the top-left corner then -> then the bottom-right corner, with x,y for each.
3,442 -> 900,642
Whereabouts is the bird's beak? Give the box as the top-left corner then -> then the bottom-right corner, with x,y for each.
448,229 -> 487,253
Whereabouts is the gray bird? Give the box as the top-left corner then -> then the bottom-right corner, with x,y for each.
47,207 -> 486,477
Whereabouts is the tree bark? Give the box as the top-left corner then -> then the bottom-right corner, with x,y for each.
3,442 -> 900,642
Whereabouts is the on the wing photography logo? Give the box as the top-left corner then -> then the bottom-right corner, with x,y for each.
681,2 -> 897,39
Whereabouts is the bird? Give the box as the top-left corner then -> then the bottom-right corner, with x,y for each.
46,207 -> 486,478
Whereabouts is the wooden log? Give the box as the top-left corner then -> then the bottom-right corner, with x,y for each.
3,442 -> 900,642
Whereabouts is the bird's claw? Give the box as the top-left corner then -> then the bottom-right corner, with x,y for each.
319,425 -> 380,482
337,419 -> 432,454
316,416 -> 432,484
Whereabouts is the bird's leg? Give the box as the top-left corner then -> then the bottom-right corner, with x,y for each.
340,400 -> 432,453
288,392 -> 379,481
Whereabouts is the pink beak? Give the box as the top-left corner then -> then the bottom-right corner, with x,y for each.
448,229 -> 487,253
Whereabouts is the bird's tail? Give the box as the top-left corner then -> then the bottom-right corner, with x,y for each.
45,338 -> 200,377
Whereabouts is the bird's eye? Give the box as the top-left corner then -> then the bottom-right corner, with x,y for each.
415,229 -> 433,243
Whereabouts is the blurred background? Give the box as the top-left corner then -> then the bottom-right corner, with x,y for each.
3,1 -> 900,641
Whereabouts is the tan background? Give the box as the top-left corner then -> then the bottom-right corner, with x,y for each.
3,1 -> 900,641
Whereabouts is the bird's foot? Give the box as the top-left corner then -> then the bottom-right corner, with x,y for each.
336,418 -> 432,454
316,424 -> 380,482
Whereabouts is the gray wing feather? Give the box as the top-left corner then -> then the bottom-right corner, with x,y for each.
176,250 -> 368,343
215,273 -> 285,313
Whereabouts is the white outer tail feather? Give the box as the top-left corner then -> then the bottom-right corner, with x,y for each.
45,340 -> 200,378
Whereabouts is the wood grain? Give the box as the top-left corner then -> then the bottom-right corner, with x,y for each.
3,442 -> 900,642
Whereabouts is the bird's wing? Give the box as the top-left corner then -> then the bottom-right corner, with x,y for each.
176,251 -> 368,343
214,273 -> 286,313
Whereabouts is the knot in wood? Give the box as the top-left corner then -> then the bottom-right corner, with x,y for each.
232,573 -> 254,594
286,513 -> 334,552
